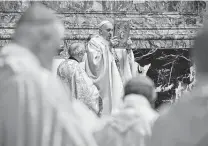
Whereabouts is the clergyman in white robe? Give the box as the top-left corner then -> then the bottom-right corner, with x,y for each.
85,21 -> 124,115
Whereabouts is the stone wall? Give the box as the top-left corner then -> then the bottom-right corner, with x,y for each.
0,1 -> 205,48
0,1 -> 206,108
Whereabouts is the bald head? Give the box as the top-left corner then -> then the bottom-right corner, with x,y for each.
192,23 -> 208,73
15,3 -> 64,38
124,75 -> 156,103
17,3 -> 57,25
13,3 -> 65,70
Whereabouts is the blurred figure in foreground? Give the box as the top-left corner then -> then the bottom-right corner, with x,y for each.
0,4 -> 97,146
57,42 -> 102,116
147,22 -> 208,146
52,48 -> 66,77
93,75 -> 159,146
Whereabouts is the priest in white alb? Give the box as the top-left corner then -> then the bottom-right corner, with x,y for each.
84,20 -> 124,115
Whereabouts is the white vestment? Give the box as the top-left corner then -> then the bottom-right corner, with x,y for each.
93,94 -> 159,146
52,56 -> 65,77
114,48 -> 139,85
0,43 -> 98,146
57,59 -> 100,114
85,35 -> 124,115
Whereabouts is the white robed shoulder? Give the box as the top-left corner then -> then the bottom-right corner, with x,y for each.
85,35 -> 124,115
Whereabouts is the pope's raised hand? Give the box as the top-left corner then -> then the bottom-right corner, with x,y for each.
127,37 -> 133,46
110,36 -> 119,47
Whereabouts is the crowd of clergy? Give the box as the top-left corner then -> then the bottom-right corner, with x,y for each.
1,3 -> 208,146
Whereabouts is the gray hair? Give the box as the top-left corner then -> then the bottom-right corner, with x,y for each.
98,20 -> 112,29
68,43 -> 85,57
98,20 -> 113,34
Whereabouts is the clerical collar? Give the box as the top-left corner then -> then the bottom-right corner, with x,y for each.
69,56 -> 79,62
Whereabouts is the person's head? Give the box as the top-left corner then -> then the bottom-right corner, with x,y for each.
192,22 -> 208,77
98,20 -> 113,41
56,49 -> 64,56
13,3 -> 65,70
124,75 -> 157,107
68,42 -> 86,62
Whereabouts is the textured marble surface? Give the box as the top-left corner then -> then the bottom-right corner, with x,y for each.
0,28 -> 198,40
0,1 -> 203,14
0,1 -> 204,41
0,39 -> 195,50
0,12 -> 202,28
0,1 -> 204,51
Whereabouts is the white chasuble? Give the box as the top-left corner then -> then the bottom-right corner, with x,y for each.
85,35 -> 124,115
